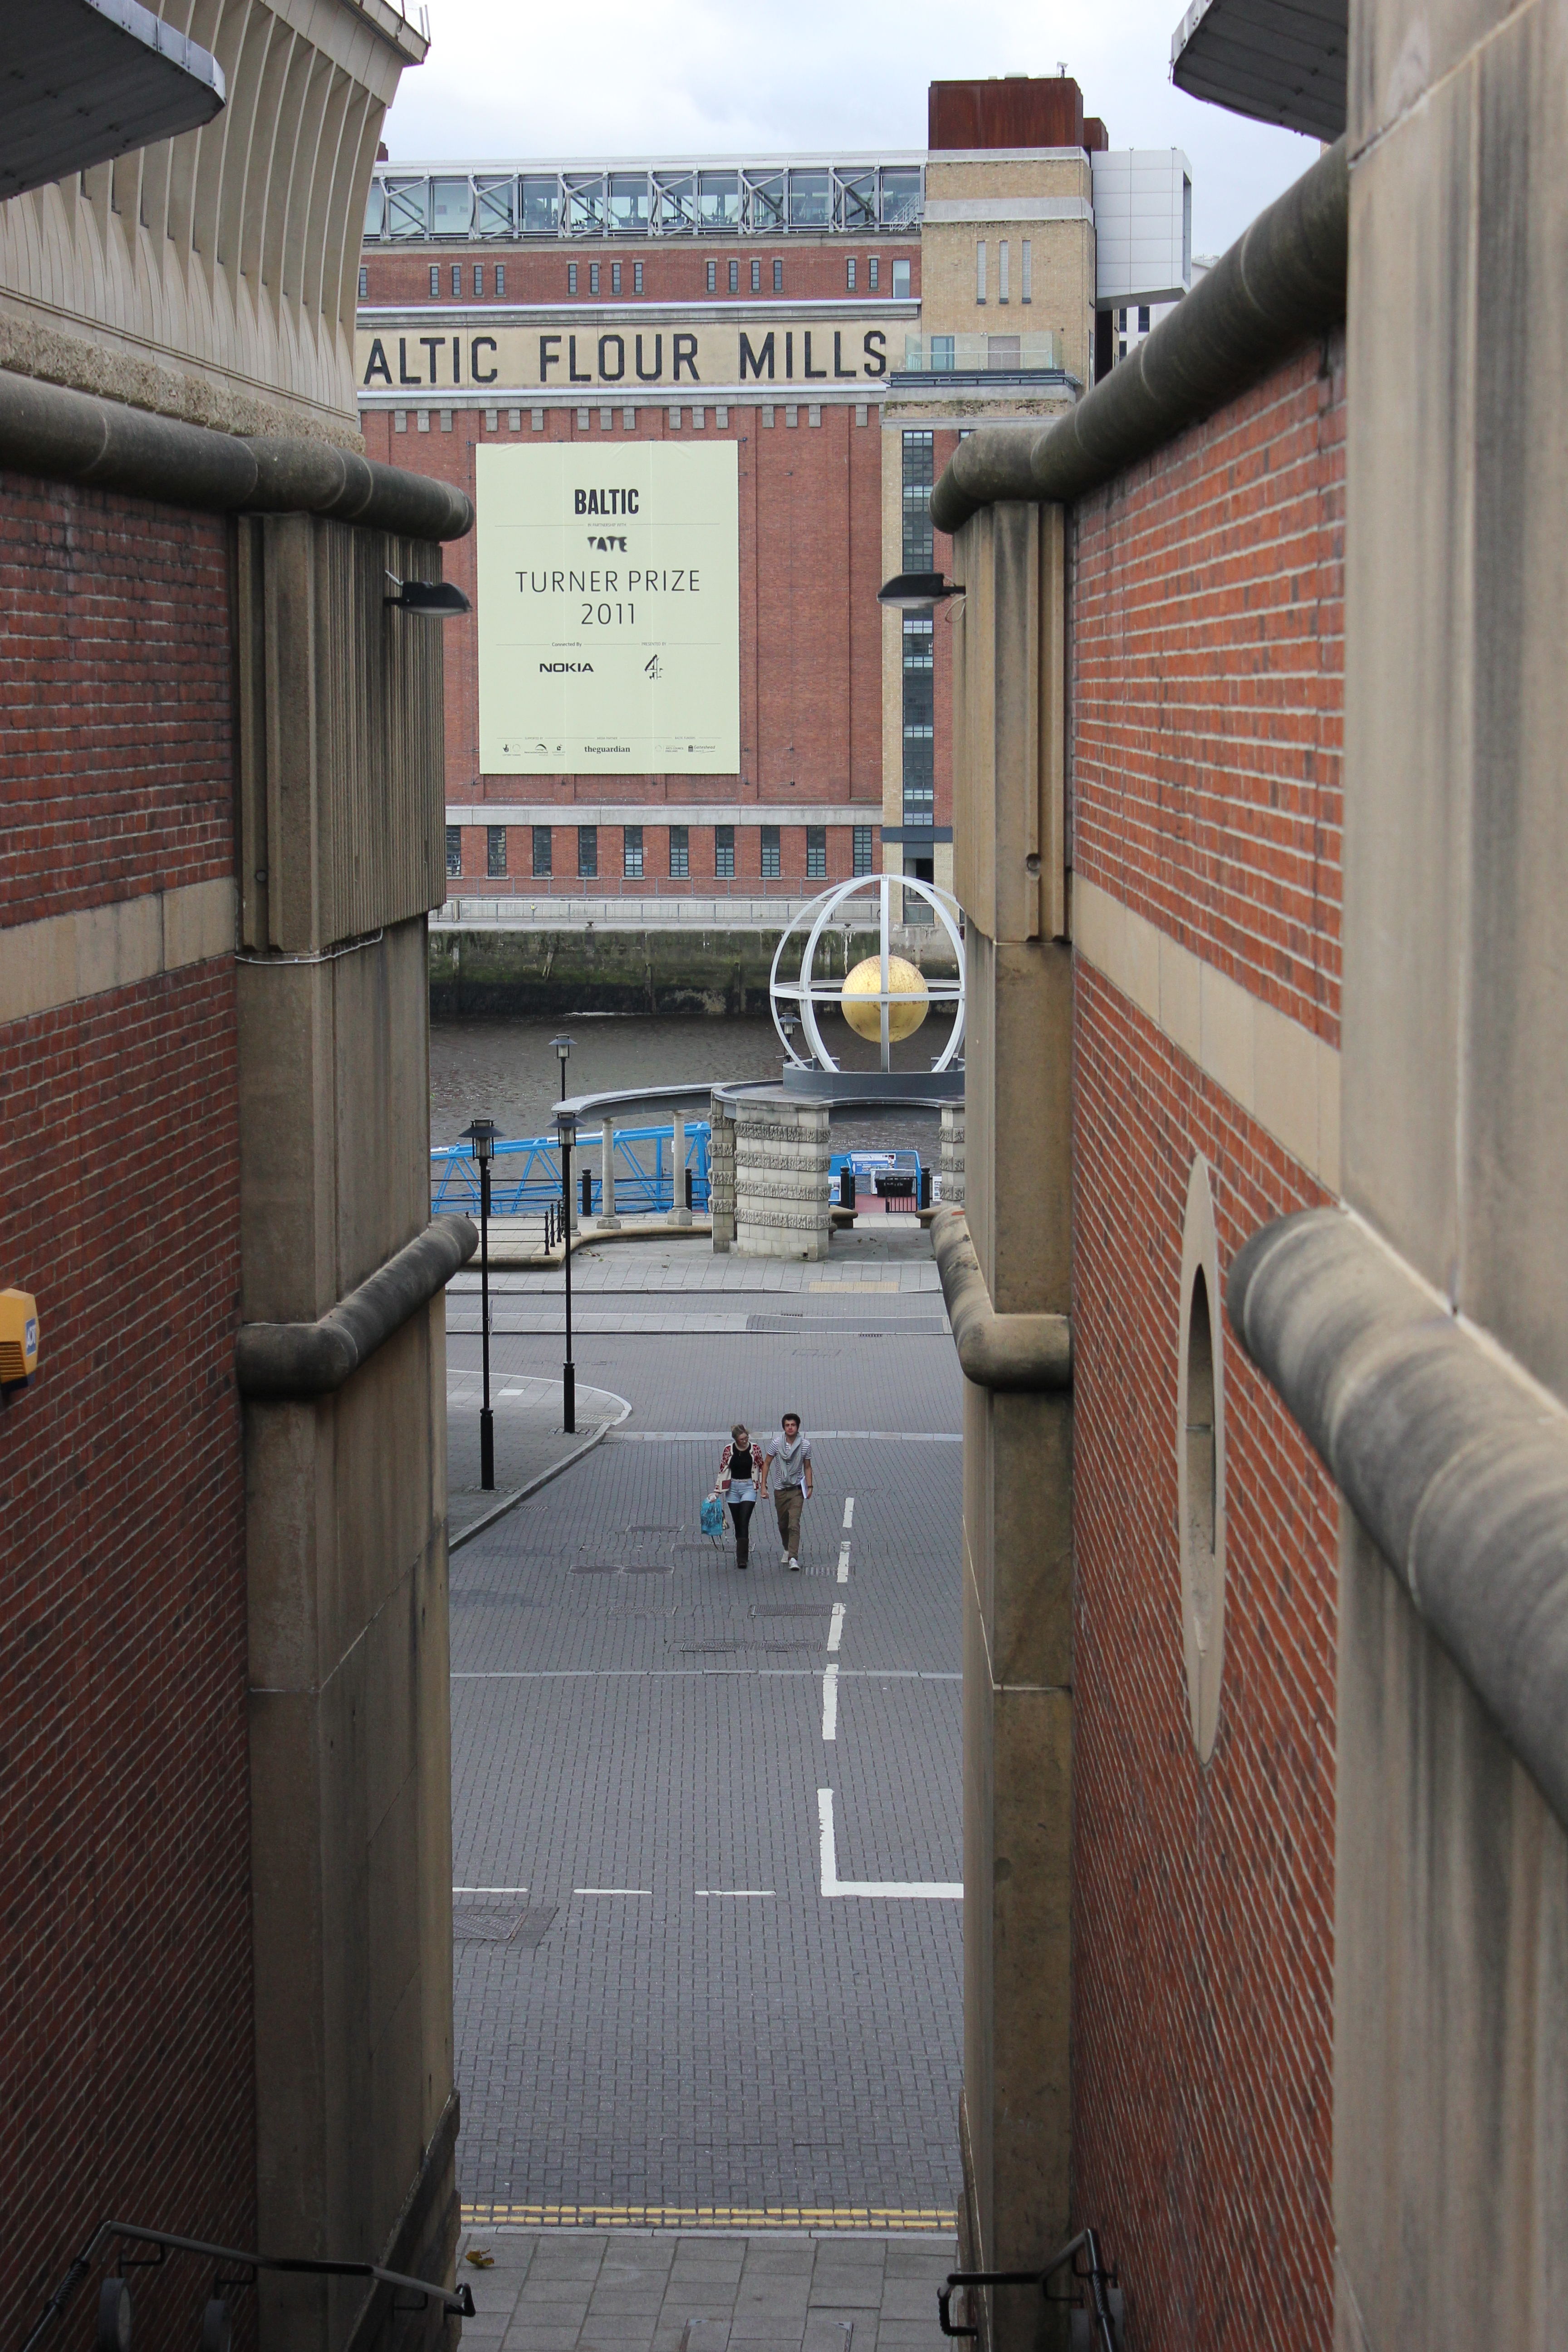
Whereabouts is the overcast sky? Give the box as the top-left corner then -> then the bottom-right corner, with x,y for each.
382,0 -> 1317,261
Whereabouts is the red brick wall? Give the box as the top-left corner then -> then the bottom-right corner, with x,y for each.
363,400 -> 887,830
1070,333 -> 1345,1044
1067,338 -> 1345,2350
448,817 -> 875,893
0,473 -> 237,924
0,482 -> 252,2343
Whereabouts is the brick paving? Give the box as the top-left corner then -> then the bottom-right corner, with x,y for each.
454,2229 -> 960,2352
448,1237 -> 964,2233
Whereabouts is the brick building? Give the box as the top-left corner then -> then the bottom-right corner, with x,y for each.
0,4 -> 473,2346
355,80 -> 1192,933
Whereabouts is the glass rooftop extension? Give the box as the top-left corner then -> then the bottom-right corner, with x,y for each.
364,162 -> 926,242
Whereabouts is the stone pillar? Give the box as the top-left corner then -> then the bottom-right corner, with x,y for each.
940,1103 -> 966,1206
734,1097 -> 831,1261
949,500 -> 1073,2350
668,1105 -> 692,1225
235,513 -> 459,2350
598,1116 -> 620,1229
709,1099 -> 735,1252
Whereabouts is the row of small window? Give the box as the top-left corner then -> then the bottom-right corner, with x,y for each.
452,825 -> 875,881
365,255 -> 915,305
365,167 -> 924,244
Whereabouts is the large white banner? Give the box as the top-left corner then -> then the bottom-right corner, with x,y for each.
475,442 -> 740,775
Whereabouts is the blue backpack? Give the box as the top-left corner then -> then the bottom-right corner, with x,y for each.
700,1494 -> 724,1540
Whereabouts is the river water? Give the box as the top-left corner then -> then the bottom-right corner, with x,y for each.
429,1012 -> 954,1157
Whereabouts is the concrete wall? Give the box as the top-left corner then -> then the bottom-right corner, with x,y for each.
947,501 -> 1074,2350
238,511 -> 459,2347
732,1098 -> 830,1260
1335,0 -> 1568,2334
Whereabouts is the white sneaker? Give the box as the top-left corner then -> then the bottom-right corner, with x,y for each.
780,1549 -> 790,1567
789,1556 -> 800,1571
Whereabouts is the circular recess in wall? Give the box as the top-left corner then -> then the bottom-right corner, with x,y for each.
1177,1154 -> 1227,1764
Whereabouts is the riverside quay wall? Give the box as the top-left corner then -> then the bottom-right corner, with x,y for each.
428,913 -> 959,1016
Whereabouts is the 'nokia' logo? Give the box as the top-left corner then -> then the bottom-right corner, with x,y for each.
540,661 -> 594,673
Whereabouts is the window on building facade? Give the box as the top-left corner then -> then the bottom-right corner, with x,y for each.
902,429 -> 934,571
568,262 -> 578,294
446,825 -> 461,878
487,825 -> 507,878
729,258 -> 739,292
451,265 -> 461,296
715,824 -> 735,879
532,825 -> 552,878
1139,304 -> 1151,334
853,824 -> 873,875
612,262 -> 622,295
429,265 -> 440,297
806,827 -> 827,878
999,240 -> 1010,303
589,262 -> 600,295
706,259 -> 716,292
496,263 -> 506,295
1021,240 -> 1032,303
760,825 -> 781,878
623,825 -> 643,879
751,258 -> 760,291
773,257 -> 783,291
847,256 -> 857,290
892,257 -> 910,299
358,265 -> 368,299
902,613 -> 935,827
634,261 -> 643,292
869,255 -> 880,291
472,264 -> 482,296
669,825 -> 689,878
975,242 -> 987,303
578,825 -> 598,879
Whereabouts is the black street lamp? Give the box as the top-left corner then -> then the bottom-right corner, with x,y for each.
555,1107 -> 577,1434
462,1117 -> 498,1489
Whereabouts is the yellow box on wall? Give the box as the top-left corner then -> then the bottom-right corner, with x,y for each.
0,1288 -> 39,1386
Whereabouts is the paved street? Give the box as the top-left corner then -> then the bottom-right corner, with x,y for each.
446,1234 -> 965,2238
454,2227 -> 961,2352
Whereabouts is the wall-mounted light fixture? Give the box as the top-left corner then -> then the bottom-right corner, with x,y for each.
877,572 -> 964,612
384,573 -> 471,618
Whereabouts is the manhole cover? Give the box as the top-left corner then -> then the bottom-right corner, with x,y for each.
454,1904 -> 559,1945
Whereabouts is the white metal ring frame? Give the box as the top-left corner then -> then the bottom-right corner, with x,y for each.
768,875 -> 965,1073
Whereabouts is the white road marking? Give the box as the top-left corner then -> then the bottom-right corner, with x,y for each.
454,1885 -> 529,1894
842,1497 -> 855,1529
827,1603 -> 846,1652
821,1665 -> 839,1742
816,1788 -> 961,1900
696,1889 -> 774,1898
838,1541 -> 852,1584
574,1886 -> 650,1895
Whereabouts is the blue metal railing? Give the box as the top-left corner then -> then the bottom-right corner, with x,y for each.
432,1121 -> 712,1217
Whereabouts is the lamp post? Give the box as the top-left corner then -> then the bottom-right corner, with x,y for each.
461,1117 -> 498,1490
555,1107 -> 577,1433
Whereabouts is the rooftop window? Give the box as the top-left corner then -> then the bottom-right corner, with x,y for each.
364,162 -> 926,244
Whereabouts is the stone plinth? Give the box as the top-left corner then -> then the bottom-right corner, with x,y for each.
708,1100 -> 736,1253
734,1098 -> 830,1261
941,1103 -> 966,1205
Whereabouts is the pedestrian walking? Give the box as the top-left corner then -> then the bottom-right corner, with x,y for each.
761,1411 -> 813,1570
715,1422 -> 762,1571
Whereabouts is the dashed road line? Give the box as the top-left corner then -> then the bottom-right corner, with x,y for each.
827,1602 -> 846,1652
821,1665 -> 839,1742
843,1496 -> 855,1529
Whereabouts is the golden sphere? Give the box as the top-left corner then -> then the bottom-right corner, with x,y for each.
841,954 -> 930,1043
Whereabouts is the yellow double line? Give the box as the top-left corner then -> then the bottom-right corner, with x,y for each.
462,2203 -> 956,2232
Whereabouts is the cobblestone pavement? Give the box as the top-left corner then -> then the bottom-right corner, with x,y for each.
448,1235 -> 964,2230
455,2228 -> 960,2352
447,1371 -> 630,1544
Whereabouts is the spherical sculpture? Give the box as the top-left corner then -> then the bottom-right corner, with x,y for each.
841,954 -> 929,1043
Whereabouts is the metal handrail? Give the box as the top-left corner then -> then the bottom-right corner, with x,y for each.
432,1121 -> 713,1217
21,2219 -> 474,2352
937,2229 -> 1122,2351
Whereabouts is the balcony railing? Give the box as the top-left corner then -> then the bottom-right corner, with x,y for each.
900,332 -> 1063,374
